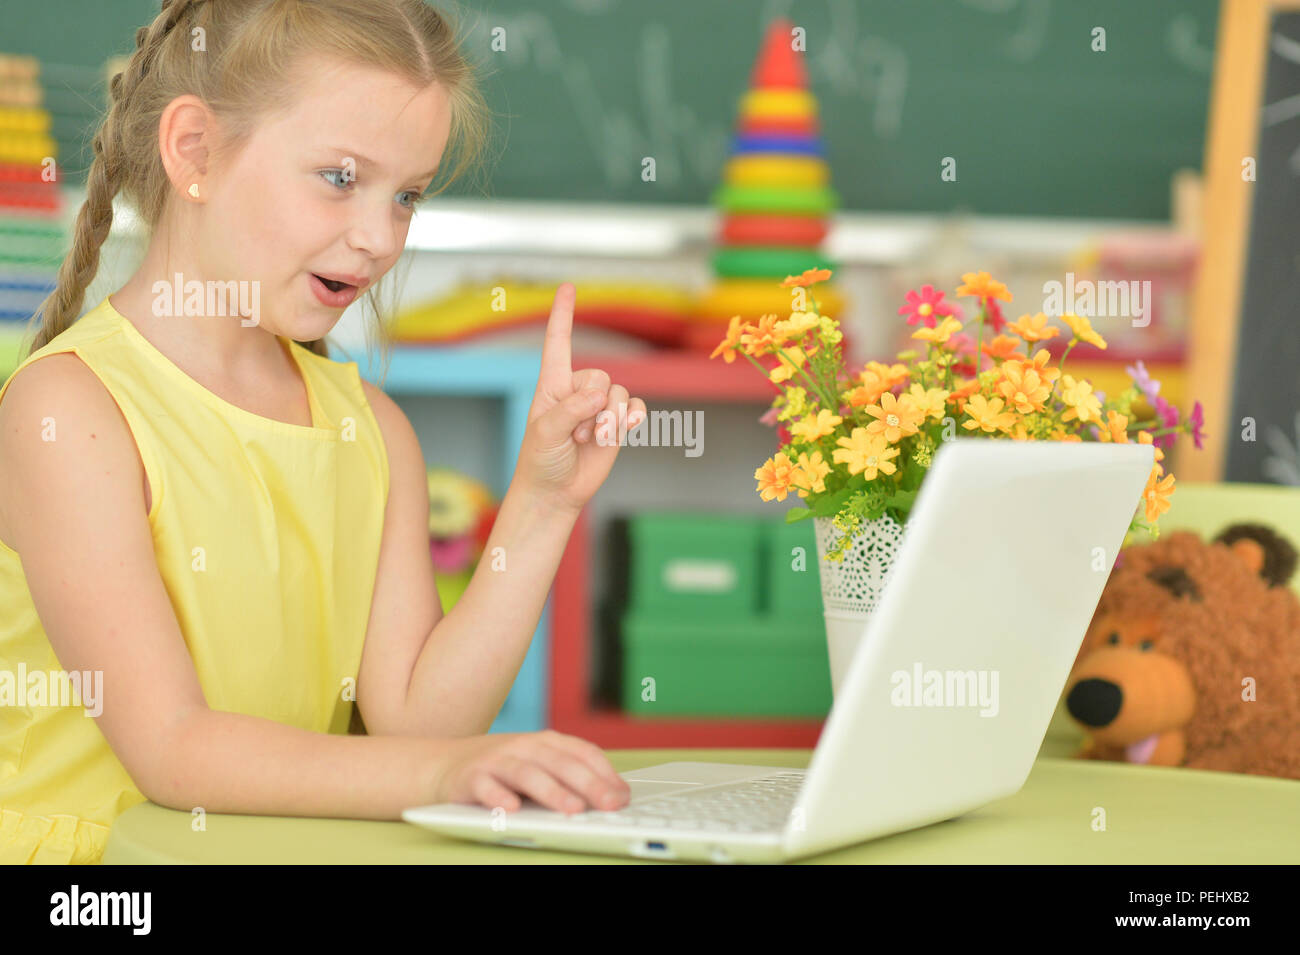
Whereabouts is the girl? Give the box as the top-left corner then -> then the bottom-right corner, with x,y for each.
0,0 -> 646,864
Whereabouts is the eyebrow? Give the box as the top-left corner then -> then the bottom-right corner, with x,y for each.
322,146 -> 439,182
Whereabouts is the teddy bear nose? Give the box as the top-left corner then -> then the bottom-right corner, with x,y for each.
1067,678 -> 1124,727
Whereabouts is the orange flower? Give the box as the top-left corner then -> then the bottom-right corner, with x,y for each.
709,315 -> 746,363
741,314 -> 786,353
1049,425 -> 1083,443
832,429 -> 899,480
1097,410 -> 1129,443
1142,468 -> 1176,522
755,452 -> 801,502
862,361 -> 910,390
781,268 -> 833,288
981,334 -> 1024,361
1137,430 -> 1166,471
956,271 -> 1012,304
863,391 -> 925,443
962,395 -> 1018,434
996,362 -> 1052,414
1021,347 -> 1061,386
946,377 -> 981,415
846,368 -> 891,405
1006,312 -> 1061,343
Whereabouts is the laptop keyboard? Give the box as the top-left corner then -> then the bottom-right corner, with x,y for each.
572,771 -> 806,833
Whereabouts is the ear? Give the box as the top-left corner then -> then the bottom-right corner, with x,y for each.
158,93 -> 215,201
1212,523 -> 1299,588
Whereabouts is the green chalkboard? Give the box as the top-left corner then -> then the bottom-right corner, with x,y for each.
10,0 -> 1218,218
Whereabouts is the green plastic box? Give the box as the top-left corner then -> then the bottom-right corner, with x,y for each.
620,612 -> 831,718
763,518 -> 823,614
627,512 -> 763,618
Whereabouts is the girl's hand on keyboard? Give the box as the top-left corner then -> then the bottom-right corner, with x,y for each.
435,730 -> 631,814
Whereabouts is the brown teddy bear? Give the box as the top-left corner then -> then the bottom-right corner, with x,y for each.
1064,523 -> 1300,780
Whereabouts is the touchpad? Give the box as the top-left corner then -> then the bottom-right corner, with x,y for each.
626,780 -> 700,800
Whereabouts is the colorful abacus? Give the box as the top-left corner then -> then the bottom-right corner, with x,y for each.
0,53 -> 64,330
690,18 -> 844,351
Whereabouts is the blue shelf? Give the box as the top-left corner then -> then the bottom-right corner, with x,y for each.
358,345 -> 548,734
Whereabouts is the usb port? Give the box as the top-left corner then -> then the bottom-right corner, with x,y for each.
645,841 -> 668,850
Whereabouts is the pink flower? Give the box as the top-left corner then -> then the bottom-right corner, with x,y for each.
984,297 -> 1006,334
899,285 -> 962,328
1188,400 -> 1205,450
759,406 -> 780,427
1153,396 -> 1179,450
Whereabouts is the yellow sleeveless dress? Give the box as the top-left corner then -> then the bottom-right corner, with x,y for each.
0,296 -> 389,864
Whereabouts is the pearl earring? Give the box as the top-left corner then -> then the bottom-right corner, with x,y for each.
187,183 -> 200,199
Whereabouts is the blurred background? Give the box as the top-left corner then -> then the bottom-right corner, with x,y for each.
1,0 -> 1296,746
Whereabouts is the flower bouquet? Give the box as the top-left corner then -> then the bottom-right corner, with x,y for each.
710,268 -> 1205,564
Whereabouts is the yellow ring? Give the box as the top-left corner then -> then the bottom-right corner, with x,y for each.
740,88 -> 818,122
724,155 -> 829,188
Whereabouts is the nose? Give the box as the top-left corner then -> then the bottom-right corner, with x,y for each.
1066,678 -> 1123,727
346,203 -> 401,260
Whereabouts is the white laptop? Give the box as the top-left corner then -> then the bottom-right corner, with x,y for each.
403,438 -> 1154,863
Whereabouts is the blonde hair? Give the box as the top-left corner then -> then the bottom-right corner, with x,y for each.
26,0 -> 491,374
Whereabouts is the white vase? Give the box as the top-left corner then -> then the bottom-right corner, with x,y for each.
813,513 -> 910,697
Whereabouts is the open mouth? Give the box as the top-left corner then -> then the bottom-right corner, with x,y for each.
313,274 -> 353,293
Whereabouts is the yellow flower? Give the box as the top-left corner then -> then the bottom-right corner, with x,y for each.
1097,410 -> 1129,443
912,315 -> 962,345
790,408 -> 843,442
996,361 -> 1052,414
817,314 -> 843,345
956,271 -> 1013,303
946,377 -> 981,415
962,394 -> 1018,434
904,383 -> 949,421
863,391 -> 925,443
1059,312 -> 1108,350
1059,375 -> 1103,425
832,429 -> 899,480
790,450 -> 831,496
755,453 -> 800,502
1142,468 -> 1176,522
710,315 -> 747,363
776,311 -> 820,338
770,345 -> 812,384
1049,425 -> 1083,443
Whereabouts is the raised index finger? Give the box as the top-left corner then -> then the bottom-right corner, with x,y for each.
539,283 -> 575,390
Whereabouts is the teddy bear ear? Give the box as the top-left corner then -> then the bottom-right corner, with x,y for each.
1212,523 -> 1299,588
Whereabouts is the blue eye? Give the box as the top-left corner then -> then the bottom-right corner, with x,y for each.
319,169 -> 353,189
319,169 -> 427,210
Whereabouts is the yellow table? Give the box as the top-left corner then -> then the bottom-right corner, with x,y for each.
101,748 -> 1300,864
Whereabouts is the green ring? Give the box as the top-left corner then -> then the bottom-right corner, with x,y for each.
712,184 -> 838,216
711,247 -> 837,279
